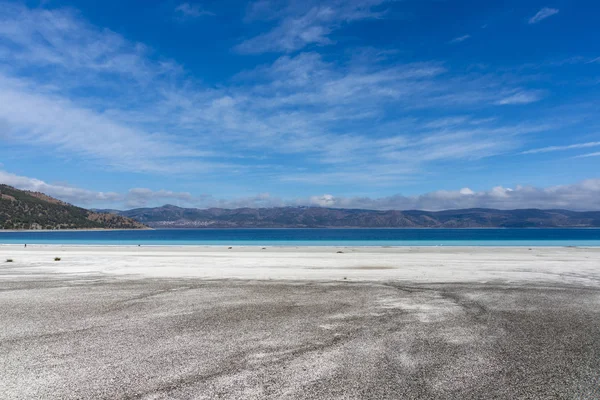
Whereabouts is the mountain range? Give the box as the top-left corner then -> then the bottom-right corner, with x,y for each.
0,185 -> 147,230
3,182 -> 600,230
99,204 -> 600,228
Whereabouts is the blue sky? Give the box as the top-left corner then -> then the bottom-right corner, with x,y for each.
0,0 -> 599,210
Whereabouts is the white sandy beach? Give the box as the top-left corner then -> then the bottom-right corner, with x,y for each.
3,244 -> 600,399
2,244 -> 600,286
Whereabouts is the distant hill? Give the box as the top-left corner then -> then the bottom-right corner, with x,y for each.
116,204 -> 600,228
5,185 -> 599,229
0,185 -> 148,230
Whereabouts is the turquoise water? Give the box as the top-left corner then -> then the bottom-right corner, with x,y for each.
1,228 -> 600,246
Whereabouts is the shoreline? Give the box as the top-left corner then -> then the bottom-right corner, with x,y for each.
0,228 -> 153,233
2,242 -> 600,248
0,243 -> 598,248
3,227 -> 600,231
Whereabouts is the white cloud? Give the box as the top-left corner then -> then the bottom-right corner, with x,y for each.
0,3 -> 179,83
0,3 -> 569,187
0,169 -> 195,208
0,170 -> 120,204
175,3 -> 215,18
235,0 -> 389,54
495,90 -> 544,105
0,4 -> 236,175
222,52 -> 554,177
302,180 -> 600,211
575,152 -> 600,159
309,194 -> 336,206
131,179 -> 600,211
0,75 -> 214,174
449,35 -> 471,44
521,141 -> 600,155
528,7 -> 559,24
3,169 -> 600,211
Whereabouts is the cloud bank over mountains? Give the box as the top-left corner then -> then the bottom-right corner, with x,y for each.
2,169 -> 600,211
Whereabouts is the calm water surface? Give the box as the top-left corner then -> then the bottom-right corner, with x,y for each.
1,229 -> 600,246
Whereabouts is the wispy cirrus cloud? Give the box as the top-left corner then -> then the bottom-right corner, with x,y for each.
0,2 -> 571,188
574,152 -> 600,159
528,7 -> 559,24
449,35 -> 471,44
521,141 -> 600,155
0,3 -> 181,84
0,4 -> 233,174
235,0 -> 390,54
175,3 -> 215,19
0,74 -> 226,174
495,90 -> 544,105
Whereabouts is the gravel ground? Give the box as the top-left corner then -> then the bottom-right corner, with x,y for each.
1,274 -> 600,399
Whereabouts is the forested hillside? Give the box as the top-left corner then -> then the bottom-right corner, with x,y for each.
0,185 -> 147,230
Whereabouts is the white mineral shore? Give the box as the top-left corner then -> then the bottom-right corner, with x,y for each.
3,244 -> 600,399
2,244 -> 599,286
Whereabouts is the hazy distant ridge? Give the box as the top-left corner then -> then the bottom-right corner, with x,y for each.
110,204 -> 600,228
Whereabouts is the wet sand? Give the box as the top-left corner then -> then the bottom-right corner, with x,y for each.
1,246 -> 600,399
